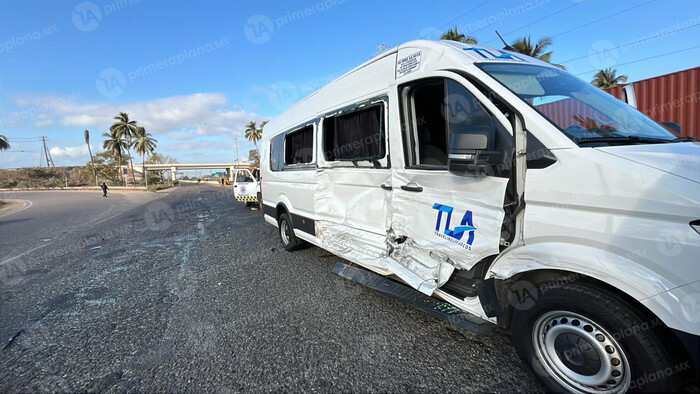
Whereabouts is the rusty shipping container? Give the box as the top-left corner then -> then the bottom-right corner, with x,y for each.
605,66 -> 700,139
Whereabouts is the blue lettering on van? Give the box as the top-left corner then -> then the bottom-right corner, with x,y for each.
463,47 -> 526,62
432,203 -> 477,248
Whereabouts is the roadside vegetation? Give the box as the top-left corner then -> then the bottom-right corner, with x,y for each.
591,67 -> 628,88
244,121 -> 266,167
0,167 -> 88,189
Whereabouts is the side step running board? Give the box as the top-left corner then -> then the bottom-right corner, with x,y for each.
332,262 -> 493,334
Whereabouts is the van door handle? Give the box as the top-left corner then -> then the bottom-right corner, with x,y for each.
401,183 -> 423,192
380,184 -> 392,190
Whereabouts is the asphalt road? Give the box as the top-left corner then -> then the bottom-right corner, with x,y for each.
0,184 -> 543,392
0,189 -> 163,266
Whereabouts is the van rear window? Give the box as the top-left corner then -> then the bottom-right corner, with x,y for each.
284,125 -> 314,165
323,105 -> 384,162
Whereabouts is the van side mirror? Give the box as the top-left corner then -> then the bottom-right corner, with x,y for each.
660,121 -> 681,136
448,125 -> 492,177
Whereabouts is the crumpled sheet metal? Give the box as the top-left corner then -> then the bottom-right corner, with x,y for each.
314,166 -> 507,296
390,170 -> 508,271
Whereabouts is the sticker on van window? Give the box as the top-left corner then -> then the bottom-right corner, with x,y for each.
396,51 -> 422,78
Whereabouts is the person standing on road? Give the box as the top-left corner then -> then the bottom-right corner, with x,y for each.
101,182 -> 109,197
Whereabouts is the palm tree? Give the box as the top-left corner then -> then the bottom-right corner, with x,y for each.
110,112 -> 139,185
511,36 -> 565,69
0,135 -> 9,150
244,121 -> 267,153
103,129 -> 128,185
440,27 -> 478,44
85,130 -> 97,186
132,126 -> 158,183
591,68 -> 628,89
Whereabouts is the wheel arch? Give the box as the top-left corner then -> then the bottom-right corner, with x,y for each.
491,268 -> 662,330
275,202 -> 289,220
484,253 -> 694,378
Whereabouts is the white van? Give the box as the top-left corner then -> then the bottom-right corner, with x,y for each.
259,40 -> 700,392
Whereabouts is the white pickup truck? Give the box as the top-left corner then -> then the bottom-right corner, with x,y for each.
232,168 -> 260,208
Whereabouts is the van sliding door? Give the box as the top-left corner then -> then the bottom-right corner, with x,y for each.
312,97 -> 394,274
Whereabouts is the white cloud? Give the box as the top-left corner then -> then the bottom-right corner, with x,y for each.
49,144 -> 96,161
9,93 -> 266,138
2,92 -> 267,167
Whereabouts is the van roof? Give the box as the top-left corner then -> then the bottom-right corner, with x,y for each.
263,39 -> 551,138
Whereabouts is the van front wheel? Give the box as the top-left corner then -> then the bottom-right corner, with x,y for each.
278,213 -> 303,251
512,281 -> 680,393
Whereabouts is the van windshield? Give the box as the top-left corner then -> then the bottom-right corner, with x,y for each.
477,63 -> 676,145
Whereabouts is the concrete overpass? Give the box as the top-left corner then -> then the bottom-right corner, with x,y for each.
126,162 -> 257,182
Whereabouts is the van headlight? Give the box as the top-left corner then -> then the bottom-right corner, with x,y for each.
692,220 -> 700,235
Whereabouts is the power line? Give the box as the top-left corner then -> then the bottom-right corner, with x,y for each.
434,1 -> 490,32
560,21 -> 700,64
574,45 -> 700,76
483,1 -> 584,44
5,137 -> 44,141
550,0 -> 658,40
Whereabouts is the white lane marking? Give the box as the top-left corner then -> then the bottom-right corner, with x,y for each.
0,200 -> 33,219
86,204 -> 115,226
0,241 -> 52,266
92,212 -> 123,226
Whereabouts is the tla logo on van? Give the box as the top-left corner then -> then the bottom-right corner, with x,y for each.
463,47 -> 526,63
432,203 -> 477,250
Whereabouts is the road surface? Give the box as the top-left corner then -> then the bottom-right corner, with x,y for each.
0,189 -> 163,268
0,184 -> 543,392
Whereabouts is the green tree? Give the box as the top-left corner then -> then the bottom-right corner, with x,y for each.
440,27 -> 477,44
132,126 -> 158,183
591,67 -> 628,89
0,134 -> 9,150
110,112 -> 139,185
102,129 -> 128,185
511,36 -> 565,69
85,151 -> 120,184
248,149 -> 260,166
244,121 -> 267,153
146,152 -> 177,181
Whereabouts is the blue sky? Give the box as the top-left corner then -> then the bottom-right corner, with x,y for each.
1,0 -> 699,168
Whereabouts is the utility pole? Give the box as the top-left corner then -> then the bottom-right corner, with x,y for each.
42,136 -> 49,167
233,136 -> 239,163
41,136 -> 55,167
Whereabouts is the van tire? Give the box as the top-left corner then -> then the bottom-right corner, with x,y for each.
512,281 -> 680,393
278,213 -> 303,251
